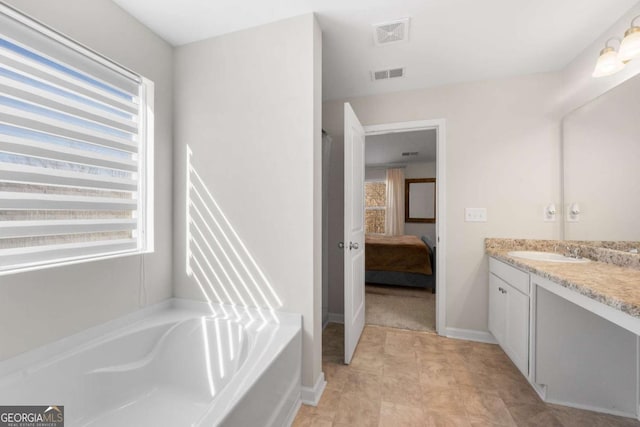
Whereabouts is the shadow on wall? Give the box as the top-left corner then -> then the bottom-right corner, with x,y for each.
185,146 -> 282,321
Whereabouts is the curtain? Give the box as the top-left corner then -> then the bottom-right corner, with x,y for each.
385,168 -> 405,236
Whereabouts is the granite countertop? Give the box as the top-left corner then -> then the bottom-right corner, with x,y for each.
486,238 -> 640,320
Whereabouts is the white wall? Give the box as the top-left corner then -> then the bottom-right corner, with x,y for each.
324,73 -> 563,332
0,0 -> 174,360
173,14 -> 322,389
364,167 -> 386,182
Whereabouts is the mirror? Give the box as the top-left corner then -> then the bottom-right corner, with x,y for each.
405,178 -> 435,223
562,73 -> 640,242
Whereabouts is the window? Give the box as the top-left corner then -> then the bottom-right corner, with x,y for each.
365,181 -> 386,234
0,4 -> 154,274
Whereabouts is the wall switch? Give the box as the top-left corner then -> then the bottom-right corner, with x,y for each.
465,208 -> 487,222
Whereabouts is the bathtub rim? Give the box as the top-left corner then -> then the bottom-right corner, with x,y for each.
0,298 -> 301,380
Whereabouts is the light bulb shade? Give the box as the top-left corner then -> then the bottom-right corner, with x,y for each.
592,46 -> 625,78
618,27 -> 640,62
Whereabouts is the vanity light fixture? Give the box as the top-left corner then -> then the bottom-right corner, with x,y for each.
592,37 -> 625,78
618,15 -> 640,62
593,15 -> 640,78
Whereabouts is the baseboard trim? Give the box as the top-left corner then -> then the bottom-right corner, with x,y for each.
284,396 -> 302,427
530,382 -> 547,401
301,372 -> 326,406
445,327 -> 497,344
327,312 -> 344,324
544,396 -> 637,419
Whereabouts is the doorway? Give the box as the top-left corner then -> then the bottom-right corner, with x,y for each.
363,129 -> 437,332
324,107 -> 447,364
363,120 -> 446,335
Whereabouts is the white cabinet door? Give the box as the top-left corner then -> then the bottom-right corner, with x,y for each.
489,269 -> 529,377
489,273 -> 506,346
505,285 -> 529,376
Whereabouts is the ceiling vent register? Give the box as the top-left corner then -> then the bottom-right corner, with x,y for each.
373,18 -> 410,46
372,67 -> 405,81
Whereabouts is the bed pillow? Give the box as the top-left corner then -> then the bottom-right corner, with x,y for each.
421,236 -> 435,251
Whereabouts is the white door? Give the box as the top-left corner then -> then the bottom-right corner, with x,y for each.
343,102 -> 365,364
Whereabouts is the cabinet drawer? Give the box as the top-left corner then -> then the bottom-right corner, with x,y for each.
490,258 -> 529,295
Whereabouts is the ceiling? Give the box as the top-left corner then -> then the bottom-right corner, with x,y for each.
365,130 -> 436,166
112,0 -> 638,100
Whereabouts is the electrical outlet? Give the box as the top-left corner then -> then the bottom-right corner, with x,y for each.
465,208 -> 487,222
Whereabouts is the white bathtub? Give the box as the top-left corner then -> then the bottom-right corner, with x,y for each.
0,300 -> 302,426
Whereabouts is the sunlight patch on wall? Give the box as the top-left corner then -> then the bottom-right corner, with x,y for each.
185,146 -> 282,322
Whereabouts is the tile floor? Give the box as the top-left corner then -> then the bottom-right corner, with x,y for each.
293,323 -> 640,427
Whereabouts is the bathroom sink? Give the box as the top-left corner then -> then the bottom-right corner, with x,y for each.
507,251 -> 590,263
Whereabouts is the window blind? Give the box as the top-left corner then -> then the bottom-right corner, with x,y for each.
0,5 -> 153,273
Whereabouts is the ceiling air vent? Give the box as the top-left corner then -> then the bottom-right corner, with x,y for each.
373,18 -> 410,46
371,67 -> 405,81
402,151 -> 419,157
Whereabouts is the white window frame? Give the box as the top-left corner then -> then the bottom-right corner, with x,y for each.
364,179 -> 386,235
0,3 -> 154,275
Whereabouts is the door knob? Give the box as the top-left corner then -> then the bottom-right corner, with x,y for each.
349,242 -> 359,250
338,241 -> 344,249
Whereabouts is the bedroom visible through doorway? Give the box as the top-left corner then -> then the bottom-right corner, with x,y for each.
363,129 -> 437,332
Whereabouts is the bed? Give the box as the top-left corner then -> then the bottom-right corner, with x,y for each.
365,234 -> 436,292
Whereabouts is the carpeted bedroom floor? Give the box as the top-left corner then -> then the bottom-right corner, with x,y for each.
365,283 -> 436,332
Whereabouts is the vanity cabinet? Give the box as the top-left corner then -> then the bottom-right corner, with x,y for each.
488,258 -> 529,376
487,248 -> 640,419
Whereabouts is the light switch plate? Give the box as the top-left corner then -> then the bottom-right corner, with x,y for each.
465,208 -> 487,222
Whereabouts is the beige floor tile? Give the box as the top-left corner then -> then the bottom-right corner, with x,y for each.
451,368 -> 497,390
360,325 -> 388,345
292,413 -> 334,427
598,414 -> 640,427
493,376 -> 542,405
356,340 -> 385,354
350,350 -> 385,375
379,401 -> 426,427
419,362 -> 458,391
504,402 -> 562,427
459,386 -> 517,426
424,413 -> 472,427
383,351 -> 419,377
341,369 -> 383,401
334,391 -> 381,426
293,323 -> 640,427
322,362 -> 349,392
385,329 -> 422,354
416,348 -> 455,364
382,371 -> 423,407
302,387 -> 341,420
422,388 -> 467,416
